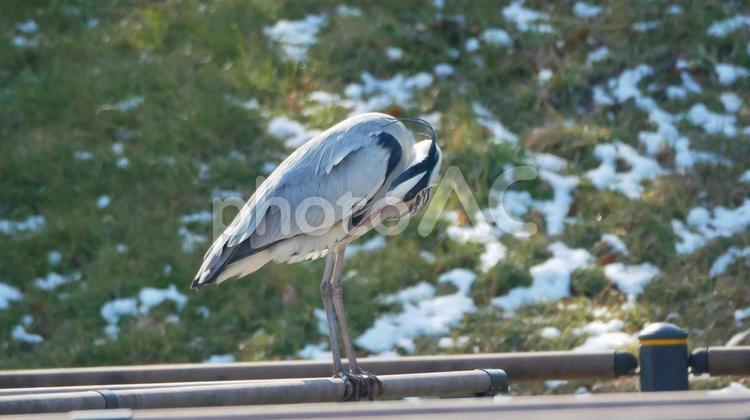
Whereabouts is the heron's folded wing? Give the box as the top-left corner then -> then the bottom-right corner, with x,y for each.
193,115 -> 407,286
247,132 -> 402,251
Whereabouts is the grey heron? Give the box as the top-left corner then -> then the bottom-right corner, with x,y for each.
190,112 -> 442,400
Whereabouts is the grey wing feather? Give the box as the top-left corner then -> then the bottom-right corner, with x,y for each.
194,113 -> 411,285
226,113 -> 402,247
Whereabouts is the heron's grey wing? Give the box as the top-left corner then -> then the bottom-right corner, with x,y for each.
193,114 -> 405,286
246,130 -> 403,251
226,114 -> 407,247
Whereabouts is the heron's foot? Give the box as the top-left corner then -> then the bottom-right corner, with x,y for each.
351,369 -> 383,401
337,369 -> 382,401
336,370 -> 356,400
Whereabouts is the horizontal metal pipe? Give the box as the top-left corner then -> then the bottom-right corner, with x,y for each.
9,390 -> 750,420
0,370 -> 499,415
689,347 -> 750,376
0,351 -> 634,388
0,379 -> 268,397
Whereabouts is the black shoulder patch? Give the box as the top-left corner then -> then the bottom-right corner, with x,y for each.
389,140 -> 439,202
375,132 -> 403,180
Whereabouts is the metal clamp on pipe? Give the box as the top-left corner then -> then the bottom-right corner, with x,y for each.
474,369 -> 508,396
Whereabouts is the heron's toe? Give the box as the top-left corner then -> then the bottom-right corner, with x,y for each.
353,369 -> 383,401
337,370 -> 363,401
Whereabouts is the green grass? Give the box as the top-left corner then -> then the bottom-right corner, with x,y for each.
1,0 -> 749,393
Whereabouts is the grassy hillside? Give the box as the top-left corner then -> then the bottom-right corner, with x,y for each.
1,0 -> 748,393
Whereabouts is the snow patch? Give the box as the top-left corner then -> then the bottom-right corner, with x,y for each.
263,14 -> 327,61
346,235 -> 386,257
204,354 -> 236,364
601,234 -> 629,255
534,169 -> 579,235
492,242 -> 592,312
481,28 -> 512,47
0,215 -> 45,236
356,269 -> 477,355
298,342 -> 331,360
586,141 -> 663,200
574,319 -> 634,352
386,47 -> 404,61
267,116 -> 321,148
224,95 -> 260,111
715,63 -> 750,85
687,103 -> 737,137
574,331 -> 635,352
47,250 -> 62,266
480,241 -> 507,273
632,20 -> 661,32
573,2 -> 602,18
581,319 -> 624,336
604,263 -> 660,297
0,283 -> 23,310
101,285 -> 187,338
74,150 -> 94,160
96,195 -> 111,209
538,68 -> 553,84
34,272 -> 81,291
336,5 -> 362,17
100,298 -> 138,338
709,247 -> 750,278
503,1 -> 553,33
180,211 -> 213,224
585,46 -> 609,67
107,96 -> 144,112
473,102 -> 518,144
720,92 -> 743,113
17,19 -> 38,33
707,15 -> 750,37
672,199 -> 750,254
736,307 -> 750,324
434,63 -> 454,77
348,72 -> 433,116
11,325 -> 43,344
540,326 -> 561,339
138,284 -> 188,315
709,382 -> 750,395
465,37 -> 480,52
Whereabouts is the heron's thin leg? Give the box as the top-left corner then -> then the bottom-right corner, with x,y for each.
320,250 -> 344,376
331,246 -> 383,400
330,246 -> 362,373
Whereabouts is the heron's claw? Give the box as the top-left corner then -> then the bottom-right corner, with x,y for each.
354,369 -> 383,400
336,370 -> 382,401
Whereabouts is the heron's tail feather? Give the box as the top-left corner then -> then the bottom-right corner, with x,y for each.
191,248 -> 272,289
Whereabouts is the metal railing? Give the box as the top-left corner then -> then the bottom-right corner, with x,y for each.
0,370 -> 507,415
1,322 -> 748,415
0,350 -> 636,389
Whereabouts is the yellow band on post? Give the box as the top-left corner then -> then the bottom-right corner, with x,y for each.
640,338 -> 687,346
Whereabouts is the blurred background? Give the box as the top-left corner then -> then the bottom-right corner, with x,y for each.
1,0 -> 749,394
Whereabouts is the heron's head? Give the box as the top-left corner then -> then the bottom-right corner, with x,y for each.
386,119 -> 442,208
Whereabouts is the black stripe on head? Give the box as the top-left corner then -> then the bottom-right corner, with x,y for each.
389,140 -> 439,202
375,131 -> 403,180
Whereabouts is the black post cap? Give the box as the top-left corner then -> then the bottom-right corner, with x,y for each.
638,322 -> 688,341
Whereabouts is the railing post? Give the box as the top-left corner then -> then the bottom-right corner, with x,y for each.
638,322 -> 689,392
